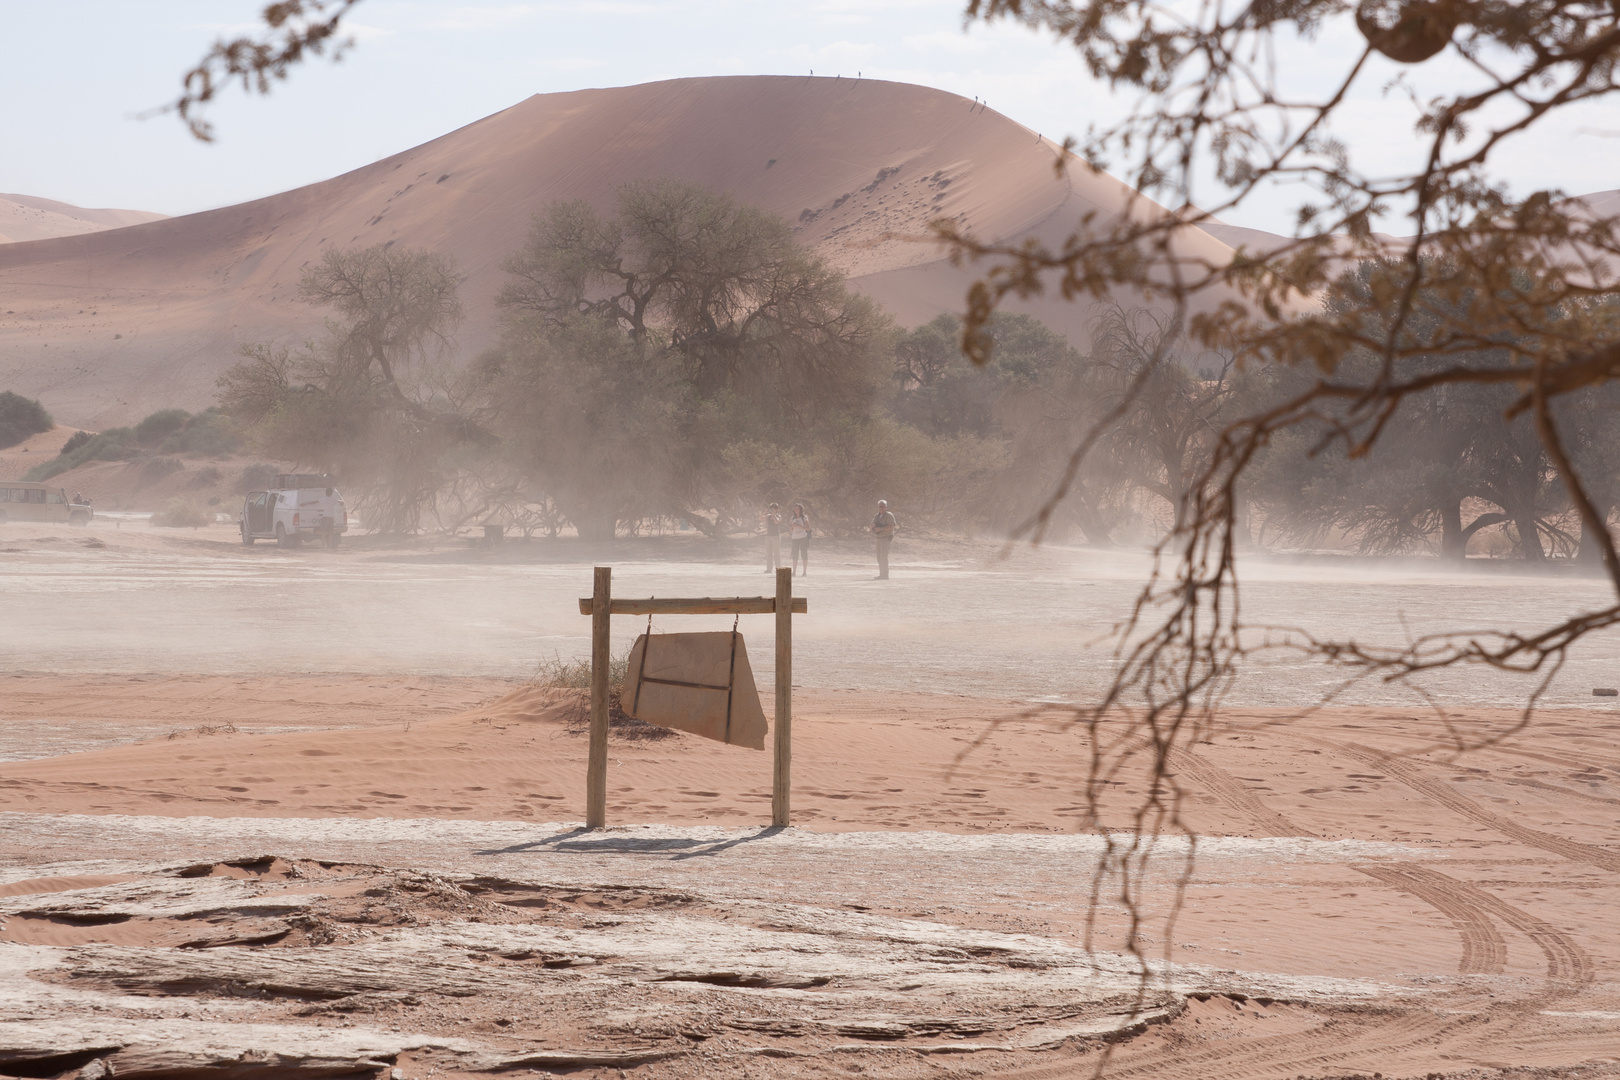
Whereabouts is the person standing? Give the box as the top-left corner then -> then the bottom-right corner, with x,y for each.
789,503 -> 811,576
762,502 -> 783,572
871,499 -> 897,579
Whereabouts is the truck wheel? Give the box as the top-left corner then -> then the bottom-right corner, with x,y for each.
275,523 -> 289,548
241,525 -> 255,546
70,511 -> 90,527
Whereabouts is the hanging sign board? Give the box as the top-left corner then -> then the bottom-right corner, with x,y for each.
622,632 -> 768,750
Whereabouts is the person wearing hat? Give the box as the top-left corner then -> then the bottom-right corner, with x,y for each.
762,502 -> 784,573
871,499 -> 898,579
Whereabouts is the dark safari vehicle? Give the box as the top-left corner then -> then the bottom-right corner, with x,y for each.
0,482 -> 93,525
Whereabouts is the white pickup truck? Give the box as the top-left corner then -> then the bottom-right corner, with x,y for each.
240,476 -> 347,547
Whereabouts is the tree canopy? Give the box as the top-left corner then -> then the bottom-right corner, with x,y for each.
0,391 -> 52,450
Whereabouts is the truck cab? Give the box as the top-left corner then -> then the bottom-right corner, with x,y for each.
240,474 -> 347,548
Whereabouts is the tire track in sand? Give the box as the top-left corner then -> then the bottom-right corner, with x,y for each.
980,747 -> 1596,1078
1327,740 -> 1620,874
1353,863 -> 1507,974
1167,749 -> 1303,838
986,1005 -> 1478,1080
1168,747 -> 1599,980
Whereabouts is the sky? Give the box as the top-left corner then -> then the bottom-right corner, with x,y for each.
1,1 -> 1615,234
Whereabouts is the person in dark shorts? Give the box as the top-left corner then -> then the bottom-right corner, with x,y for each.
871,500 -> 897,579
789,503 -> 811,576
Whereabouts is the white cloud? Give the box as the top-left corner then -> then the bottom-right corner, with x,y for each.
549,57 -> 606,71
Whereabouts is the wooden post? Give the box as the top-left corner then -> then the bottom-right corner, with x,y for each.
772,566 -> 792,827
587,565 -> 611,829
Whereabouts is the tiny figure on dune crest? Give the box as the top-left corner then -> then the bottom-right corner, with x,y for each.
762,502 -> 783,573
871,499 -> 897,580
790,502 -> 811,577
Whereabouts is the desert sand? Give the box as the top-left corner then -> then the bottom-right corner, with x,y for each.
0,194 -> 164,246
0,76 -> 1237,428
1,670 -> 1618,1078
3,513 -> 1618,1077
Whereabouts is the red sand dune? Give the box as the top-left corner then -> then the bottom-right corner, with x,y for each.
0,193 -> 164,246
0,76 -> 1236,428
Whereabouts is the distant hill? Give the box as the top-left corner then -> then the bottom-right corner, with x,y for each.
0,76 -> 1236,428
0,194 -> 165,245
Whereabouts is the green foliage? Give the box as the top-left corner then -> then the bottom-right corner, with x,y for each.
488,181 -> 895,538
158,409 -> 242,456
60,430 -> 91,456
151,496 -> 213,528
500,180 -> 891,431
1241,261 -> 1618,561
720,418 -> 1010,533
238,462 -> 279,492
134,409 -> 191,446
25,427 -> 137,482
475,318 -> 685,541
220,245 -> 471,532
891,313 -> 1085,438
0,391 -> 52,450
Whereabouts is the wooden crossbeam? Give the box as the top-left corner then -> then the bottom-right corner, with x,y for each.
576,596 -> 807,616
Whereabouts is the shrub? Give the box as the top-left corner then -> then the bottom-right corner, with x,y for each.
24,427 -> 137,482
534,646 -> 630,692
191,465 -> 223,488
0,391 -> 52,449
151,496 -> 212,528
160,408 -> 242,456
60,430 -> 91,456
134,409 -> 190,447
239,462 -> 278,492
534,646 -> 675,741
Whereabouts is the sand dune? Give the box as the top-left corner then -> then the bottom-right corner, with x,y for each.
0,76 -> 1235,428
0,194 -> 164,246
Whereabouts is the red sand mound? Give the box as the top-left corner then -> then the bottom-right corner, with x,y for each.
0,193 -> 164,245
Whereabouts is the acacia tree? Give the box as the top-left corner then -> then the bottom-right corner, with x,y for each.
472,318 -> 686,542
501,180 -> 889,425
492,181 -> 892,537
219,244 -> 476,531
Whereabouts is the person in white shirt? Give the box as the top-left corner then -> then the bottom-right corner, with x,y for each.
789,503 -> 811,576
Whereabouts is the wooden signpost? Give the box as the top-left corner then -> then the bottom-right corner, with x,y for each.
578,566 -> 806,829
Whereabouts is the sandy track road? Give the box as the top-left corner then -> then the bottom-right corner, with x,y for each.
1355,863 -> 1510,975
1182,738 -> 1600,977
1088,743 -> 1614,1078
984,1003 -> 1496,1080
1327,740 -> 1620,873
